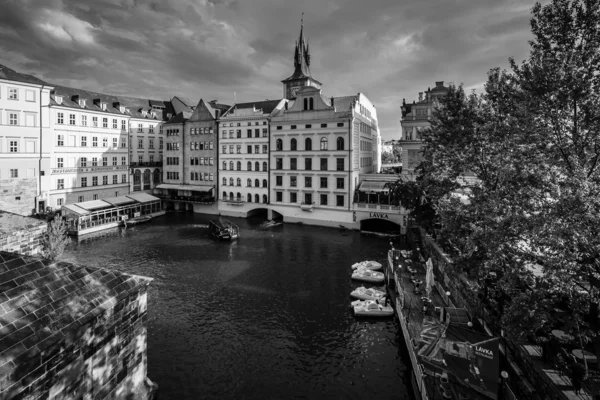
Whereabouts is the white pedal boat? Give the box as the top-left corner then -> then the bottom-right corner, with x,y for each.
350,286 -> 387,301
351,260 -> 382,271
351,269 -> 385,283
351,299 -> 394,317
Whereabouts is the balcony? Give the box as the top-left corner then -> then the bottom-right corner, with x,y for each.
300,202 -> 313,212
154,193 -> 215,204
354,203 -> 402,212
130,161 -> 163,168
222,196 -> 245,206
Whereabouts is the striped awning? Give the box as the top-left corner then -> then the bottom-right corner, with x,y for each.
75,199 -> 112,211
358,181 -> 389,193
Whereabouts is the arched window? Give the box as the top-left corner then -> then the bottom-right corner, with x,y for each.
236,178 -> 241,186
223,191 -> 227,199
262,162 -> 267,171
255,162 -> 259,171
262,179 -> 267,188
236,192 -> 241,200
255,194 -> 260,203
263,194 -> 268,203
153,169 -> 161,184
320,138 -> 328,150
305,138 -> 312,151
303,98 -> 308,110
247,193 -> 252,202
222,177 -> 227,186
290,138 -> 297,151
237,161 -> 241,171
229,161 -> 234,170
134,170 -> 141,184
255,179 -> 259,187
309,97 -> 314,110
223,161 -> 227,170
229,191 -> 234,199
276,139 -> 283,151
247,178 -> 252,187
229,178 -> 234,186
247,161 -> 252,171
337,137 -> 344,150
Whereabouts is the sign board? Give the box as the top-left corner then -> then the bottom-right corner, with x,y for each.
134,212 -> 141,218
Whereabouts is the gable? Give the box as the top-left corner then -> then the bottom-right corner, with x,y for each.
287,87 -> 333,112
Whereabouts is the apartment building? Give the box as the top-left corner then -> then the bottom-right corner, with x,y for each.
218,99 -> 287,215
0,64 -> 53,215
399,81 -> 449,175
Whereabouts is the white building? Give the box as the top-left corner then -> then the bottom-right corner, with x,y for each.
0,64 -> 53,215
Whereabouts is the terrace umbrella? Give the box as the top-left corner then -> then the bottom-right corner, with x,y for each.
425,258 -> 435,299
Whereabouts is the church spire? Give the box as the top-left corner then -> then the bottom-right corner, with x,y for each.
292,14 -> 310,77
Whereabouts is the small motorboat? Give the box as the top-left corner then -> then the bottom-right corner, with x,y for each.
350,286 -> 387,301
351,260 -> 382,271
124,215 -> 152,227
351,269 -> 385,283
209,218 -> 240,240
351,299 -> 394,317
260,219 -> 282,229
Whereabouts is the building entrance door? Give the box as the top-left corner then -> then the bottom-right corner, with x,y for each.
38,200 -> 46,213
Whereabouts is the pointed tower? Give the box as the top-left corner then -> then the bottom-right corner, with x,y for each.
282,15 -> 322,99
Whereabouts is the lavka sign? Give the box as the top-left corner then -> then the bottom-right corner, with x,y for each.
369,212 -> 389,219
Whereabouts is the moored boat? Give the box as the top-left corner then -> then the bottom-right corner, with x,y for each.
351,260 -> 382,271
124,215 -> 152,227
351,269 -> 385,283
351,299 -> 394,317
209,218 -> 240,240
350,286 -> 387,301
260,219 -> 282,229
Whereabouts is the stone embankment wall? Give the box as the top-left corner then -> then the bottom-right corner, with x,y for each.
0,211 -> 46,256
0,252 -> 157,399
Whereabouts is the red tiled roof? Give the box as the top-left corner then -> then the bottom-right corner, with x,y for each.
0,251 -> 151,365
221,99 -> 284,117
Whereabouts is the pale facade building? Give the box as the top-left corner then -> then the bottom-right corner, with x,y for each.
399,81 -> 449,175
218,99 -> 287,213
0,64 -> 53,215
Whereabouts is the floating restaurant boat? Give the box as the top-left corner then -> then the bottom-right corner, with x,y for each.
209,218 -> 240,240
350,286 -> 387,301
351,299 -> 394,317
351,269 -> 385,283
351,260 -> 382,271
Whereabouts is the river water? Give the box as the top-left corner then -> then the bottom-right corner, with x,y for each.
62,212 -> 412,400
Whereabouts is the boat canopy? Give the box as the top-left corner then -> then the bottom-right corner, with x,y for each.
156,183 -> 213,192
76,199 -> 112,211
125,193 -> 160,203
358,181 -> 389,193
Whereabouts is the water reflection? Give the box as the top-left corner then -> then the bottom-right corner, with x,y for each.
63,213 -> 412,400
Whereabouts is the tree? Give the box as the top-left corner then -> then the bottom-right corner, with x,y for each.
413,0 -> 600,346
41,217 -> 70,262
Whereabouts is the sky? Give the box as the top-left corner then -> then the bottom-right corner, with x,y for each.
0,0 -> 543,141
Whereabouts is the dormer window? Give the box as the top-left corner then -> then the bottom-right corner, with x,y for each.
55,95 -> 63,105
119,106 -> 125,113
151,111 -> 157,119
101,103 -> 107,111
79,99 -> 86,108
142,110 -> 147,117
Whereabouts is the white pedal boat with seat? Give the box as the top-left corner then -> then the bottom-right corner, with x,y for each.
351,260 -> 382,271
350,286 -> 387,301
351,299 -> 394,317
351,269 -> 385,283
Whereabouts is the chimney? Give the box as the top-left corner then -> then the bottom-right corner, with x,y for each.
435,81 -> 444,88
418,92 -> 423,101
285,102 -> 288,110
331,97 -> 335,108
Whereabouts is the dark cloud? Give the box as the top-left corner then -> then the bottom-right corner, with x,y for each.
0,0 -> 541,139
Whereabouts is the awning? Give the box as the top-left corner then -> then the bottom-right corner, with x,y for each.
155,183 -> 214,192
358,181 -> 389,193
103,196 -> 136,206
75,199 -> 112,211
125,193 -> 160,203
61,204 -> 90,216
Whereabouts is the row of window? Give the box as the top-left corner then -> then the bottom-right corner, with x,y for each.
190,141 -> 214,150
223,178 -> 268,188
166,172 -> 180,180
61,156 -> 128,168
166,129 -> 180,136
137,137 -> 159,149
166,157 -> 179,165
221,128 -> 268,139
190,172 -> 214,181
78,174 -> 127,187
166,143 -> 180,151
0,87 -> 35,101
274,158 -> 344,171
275,137 -> 344,151
360,140 -> 372,151
274,176 -> 344,189
360,157 -> 373,168
359,105 -> 372,120
189,127 -> 214,135
223,161 -> 268,171
222,144 -> 268,154
223,121 -> 267,127
57,113 -> 129,131
273,192 -> 345,207
359,122 -> 372,135
275,122 -> 344,130
56,134 -> 140,149
134,154 -> 157,164
190,157 -> 214,165
223,193 -> 269,203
